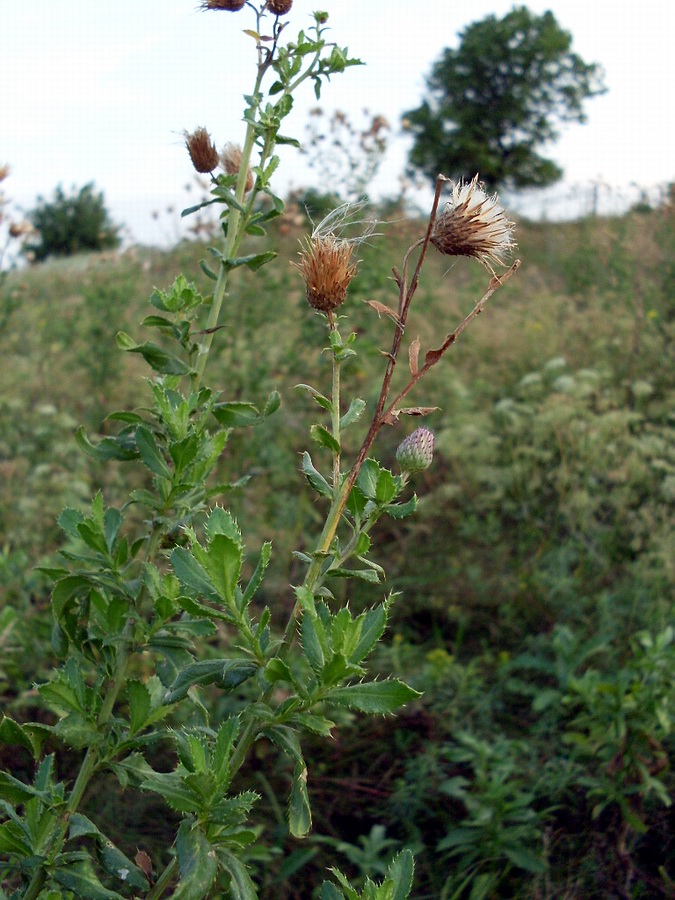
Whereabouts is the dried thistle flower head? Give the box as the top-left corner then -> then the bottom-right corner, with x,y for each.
431,175 -> 516,272
199,0 -> 246,10
0,164 -> 10,184
293,235 -> 357,312
221,143 -> 254,193
396,428 -> 435,474
184,127 -> 219,174
265,0 -> 293,14
292,201 -> 377,312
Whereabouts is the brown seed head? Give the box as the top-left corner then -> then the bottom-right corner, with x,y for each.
221,143 -> 254,193
431,175 -> 516,272
184,127 -> 219,174
265,0 -> 293,14
9,221 -> 35,238
199,0 -> 246,10
0,164 -> 10,184
292,235 -> 357,312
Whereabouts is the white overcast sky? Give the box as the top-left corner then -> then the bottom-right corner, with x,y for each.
2,0 -> 674,244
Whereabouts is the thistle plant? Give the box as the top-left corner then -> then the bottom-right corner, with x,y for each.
0,5 -> 518,898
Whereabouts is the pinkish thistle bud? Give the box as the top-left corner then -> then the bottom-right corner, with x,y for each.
396,428 -> 435,473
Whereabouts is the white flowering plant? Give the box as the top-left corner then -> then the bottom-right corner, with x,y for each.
0,4 -> 518,898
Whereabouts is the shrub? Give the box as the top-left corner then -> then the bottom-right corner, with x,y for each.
25,183 -> 120,261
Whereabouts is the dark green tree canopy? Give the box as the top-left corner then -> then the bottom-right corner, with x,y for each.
404,7 -> 606,191
26,182 -> 120,261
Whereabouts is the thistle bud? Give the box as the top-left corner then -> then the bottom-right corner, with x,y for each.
221,143 -> 254,193
184,127 -> 219,174
292,235 -> 357,312
265,0 -> 293,13
430,175 -> 515,273
199,0 -> 246,10
396,428 -> 435,474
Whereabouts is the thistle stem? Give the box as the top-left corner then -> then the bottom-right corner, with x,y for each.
146,856 -> 178,900
329,315 -> 342,488
192,69 -> 265,391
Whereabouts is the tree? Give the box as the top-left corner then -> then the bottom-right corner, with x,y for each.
25,182 -> 120,261
403,7 -> 606,191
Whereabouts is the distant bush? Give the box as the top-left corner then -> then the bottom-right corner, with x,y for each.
25,182 -> 120,261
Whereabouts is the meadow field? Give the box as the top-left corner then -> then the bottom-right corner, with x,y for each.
1,201 -> 673,898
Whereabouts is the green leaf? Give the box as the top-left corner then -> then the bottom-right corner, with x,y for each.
301,613 -> 326,674
200,259 -> 218,280
0,821 -> 32,856
69,813 -> 101,840
340,398 -> 366,429
139,772 -> 201,814
223,251 -> 277,272
288,762 -> 312,838
103,507 -> 122,553
356,458 -> 381,500
169,435 -> 200,474
275,133 -> 301,148
350,603 -> 389,664
219,848 -> 259,900
296,383 -> 332,412
212,717 -> 240,785
204,534 -> 243,606
503,845 -> 547,873
0,717 -> 37,756
311,424 -> 341,454
263,389 -> 281,416
141,314 -> 174,329
264,658 -> 295,685
53,861 -> 125,899
99,839 -> 150,891
118,337 -> 192,375
290,713 -> 336,738
164,659 -> 258,703
127,680 -> 151,735
211,401 -> 261,428
175,594 -> 236,624
327,567 -> 380,584
75,426 -> 138,462
386,494 -> 418,519
181,197 -> 221,218
301,452 -> 332,499
135,425 -> 171,479
171,547 -> 219,601
375,469 -> 398,504
173,821 -> 218,900
210,186 -> 246,212
241,541 -> 272,610
325,869 -> 358,900
321,883 -> 347,900
325,680 -> 421,714
388,850 -> 415,900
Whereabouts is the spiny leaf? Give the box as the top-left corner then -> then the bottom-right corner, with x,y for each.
324,679 -> 421,714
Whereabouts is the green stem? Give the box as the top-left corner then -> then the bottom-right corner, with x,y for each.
192,72 -> 264,390
146,856 -> 178,900
329,317 -> 341,488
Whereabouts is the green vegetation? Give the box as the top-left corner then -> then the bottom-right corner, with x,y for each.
404,7 -> 606,190
1,200 -> 672,897
24,183 -> 120,262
